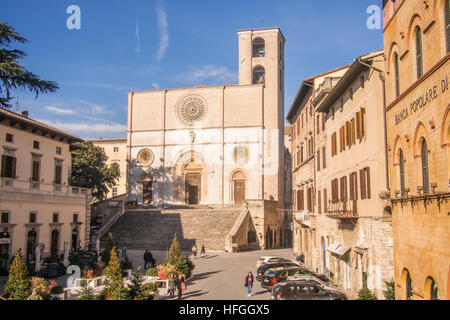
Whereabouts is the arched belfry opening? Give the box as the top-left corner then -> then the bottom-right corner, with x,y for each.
252,66 -> 265,84
252,37 -> 265,57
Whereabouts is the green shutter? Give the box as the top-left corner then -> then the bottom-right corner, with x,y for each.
421,140 -> 430,194
416,28 -> 424,79
399,150 -> 406,197
446,0 -> 450,53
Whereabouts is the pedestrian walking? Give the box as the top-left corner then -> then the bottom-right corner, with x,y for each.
168,274 -> 176,298
175,274 -> 186,300
244,271 -> 254,297
143,249 -> 153,269
200,243 -> 205,258
192,244 -> 197,258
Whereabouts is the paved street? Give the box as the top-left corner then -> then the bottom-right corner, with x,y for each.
133,248 -> 295,300
1,248 -> 295,300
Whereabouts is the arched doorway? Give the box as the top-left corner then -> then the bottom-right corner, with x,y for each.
50,229 -> 59,258
232,170 -> 246,205
26,230 -> 37,263
321,236 -> 327,274
71,228 -> 79,252
184,161 -> 202,205
401,269 -> 414,300
141,174 -> 154,205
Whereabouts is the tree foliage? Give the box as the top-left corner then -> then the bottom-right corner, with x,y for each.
4,253 -> 31,300
0,22 -> 58,109
383,280 -> 395,300
357,288 -> 378,300
70,141 -> 120,201
167,233 -> 182,266
102,247 -> 128,300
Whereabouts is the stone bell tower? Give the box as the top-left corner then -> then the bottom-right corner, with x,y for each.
237,27 -> 285,205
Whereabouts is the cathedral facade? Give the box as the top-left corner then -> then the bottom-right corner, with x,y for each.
125,28 -> 288,249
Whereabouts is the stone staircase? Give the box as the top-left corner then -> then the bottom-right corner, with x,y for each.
101,207 -> 244,252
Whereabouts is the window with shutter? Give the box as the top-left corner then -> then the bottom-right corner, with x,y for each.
356,111 -> 361,139
55,164 -> 62,185
32,160 -> 40,182
318,190 -> 322,214
339,127 -> 344,151
351,118 -> 356,145
1,155 -> 6,177
307,188 -> 312,212
394,52 -> 400,97
361,108 -> 366,138
416,27 -> 424,79
322,114 -> 325,131
349,173 -> 354,201
317,151 -> 320,171
346,121 -> 351,147
2,156 -> 16,178
446,0 -> 450,53
331,133 -> 337,156
399,149 -> 406,197
322,146 -> 326,169
362,167 -> 371,199
297,190 -> 304,210
421,140 -> 430,194
317,115 -> 320,134
360,169 -> 366,200
323,188 -> 328,213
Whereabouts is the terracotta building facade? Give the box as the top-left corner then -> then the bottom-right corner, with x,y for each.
383,0 -> 450,300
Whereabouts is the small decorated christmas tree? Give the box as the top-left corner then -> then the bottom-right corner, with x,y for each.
102,247 -> 128,300
128,267 -> 148,300
4,253 -> 32,300
167,233 -> 182,266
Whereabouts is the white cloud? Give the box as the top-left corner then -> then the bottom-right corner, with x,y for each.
156,3 -> 169,62
63,81 -> 131,92
152,83 -> 159,89
70,99 -> 108,115
135,20 -> 141,54
174,64 -> 238,85
37,119 -> 126,134
44,105 -> 76,115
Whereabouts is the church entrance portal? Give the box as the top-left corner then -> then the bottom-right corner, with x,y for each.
185,173 -> 201,204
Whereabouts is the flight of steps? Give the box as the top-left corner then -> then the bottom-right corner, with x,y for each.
101,207 -> 243,252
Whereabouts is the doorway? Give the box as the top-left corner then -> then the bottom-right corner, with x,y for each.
50,229 -> 59,259
26,230 -> 37,263
185,173 -> 201,205
71,229 -> 79,252
232,170 -> 246,205
0,242 -> 10,275
143,180 -> 153,205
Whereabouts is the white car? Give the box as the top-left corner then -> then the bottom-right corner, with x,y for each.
256,256 -> 294,268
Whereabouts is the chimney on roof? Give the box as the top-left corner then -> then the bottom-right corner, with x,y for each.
21,111 -> 29,118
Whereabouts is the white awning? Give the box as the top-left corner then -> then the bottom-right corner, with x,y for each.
328,243 -> 350,256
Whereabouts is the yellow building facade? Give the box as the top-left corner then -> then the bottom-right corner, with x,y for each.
89,138 -> 127,199
383,0 -> 450,300
0,109 -> 91,274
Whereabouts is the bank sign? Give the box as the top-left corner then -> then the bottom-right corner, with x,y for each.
394,77 -> 448,125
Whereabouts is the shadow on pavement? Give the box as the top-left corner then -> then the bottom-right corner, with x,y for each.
189,270 -> 223,284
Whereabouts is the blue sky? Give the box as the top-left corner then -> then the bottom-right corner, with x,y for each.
2,0 -> 383,139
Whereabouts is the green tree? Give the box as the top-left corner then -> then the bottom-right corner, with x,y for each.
102,247 -> 128,300
78,283 -> 96,300
70,141 -> 120,201
4,253 -> 31,300
383,280 -> 395,300
167,233 -> 182,266
358,288 -> 378,300
0,23 -> 58,109
128,267 -> 148,300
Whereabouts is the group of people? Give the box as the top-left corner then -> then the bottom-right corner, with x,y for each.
191,243 -> 205,258
143,250 -> 156,269
167,273 -> 186,300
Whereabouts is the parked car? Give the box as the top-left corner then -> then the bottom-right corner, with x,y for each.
256,256 -> 292,268
256,261 -> 300,281
260,266 -> 329,290
270,276 -> 348,300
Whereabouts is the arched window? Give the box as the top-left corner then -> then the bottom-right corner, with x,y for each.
253,37 -> 265,57
406,271 -> 413,300
394,52 -> 400,97
446,0 -> 450,53
399,149 -> 406,197
416,27 -> 424,79
425,277 -> 440,300
421,139 -> 430,194
252,66 -> 265,84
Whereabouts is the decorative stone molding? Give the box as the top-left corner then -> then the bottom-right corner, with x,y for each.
176,94 -> 208,126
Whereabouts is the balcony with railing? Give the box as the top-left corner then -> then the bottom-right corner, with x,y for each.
326,198 -> 358,218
